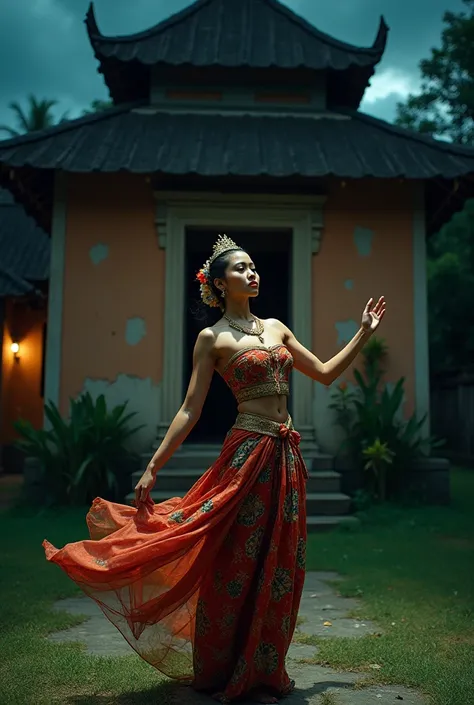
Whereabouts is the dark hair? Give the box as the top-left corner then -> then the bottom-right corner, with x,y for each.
191,248 -> 248,325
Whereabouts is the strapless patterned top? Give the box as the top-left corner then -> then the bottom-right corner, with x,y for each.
221,344 -> 293,404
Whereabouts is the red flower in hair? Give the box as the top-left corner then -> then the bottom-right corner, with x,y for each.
196,270 -> 208,284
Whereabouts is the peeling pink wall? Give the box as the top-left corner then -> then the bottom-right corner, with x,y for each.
60,174 -> 416,437
60,173 -> 164,412
314,178 -> 415,416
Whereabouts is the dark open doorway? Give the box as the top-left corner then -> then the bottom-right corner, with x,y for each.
184,228 -> 292,444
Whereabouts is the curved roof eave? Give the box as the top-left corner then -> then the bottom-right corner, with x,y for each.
85,0 -> 388,66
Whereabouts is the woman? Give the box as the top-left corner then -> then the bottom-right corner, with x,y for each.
43,234 -> 386,704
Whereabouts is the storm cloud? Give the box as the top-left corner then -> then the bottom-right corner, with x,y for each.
0,0 -> 465,130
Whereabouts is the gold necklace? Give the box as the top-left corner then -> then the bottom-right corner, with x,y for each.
224,314 -> 265,344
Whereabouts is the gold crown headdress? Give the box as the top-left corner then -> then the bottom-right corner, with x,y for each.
196,233 -> 242,308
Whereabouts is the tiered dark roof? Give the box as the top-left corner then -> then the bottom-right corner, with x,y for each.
1,104 -> 473,180
0,0 -> 473,237
86,0 -> 388,108
0,189 -> 49,296
0,265 -> 34,297
1,103 -> 473,235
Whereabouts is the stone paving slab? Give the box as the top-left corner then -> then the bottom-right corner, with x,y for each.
46,572 -> 427,704
169,667 -> 424,705
48,597 -> 133,657
281,663 -> 427,705
297,572 -> 381,641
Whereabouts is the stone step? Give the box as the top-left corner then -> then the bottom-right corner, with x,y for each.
306,471 -> 341,493
131,469 -> 342,494
306,515 -> 360,532
305,492 -> 352,515
151,440 -> 223,452
140,450 -> 221,471
309,453 -> 335,472
141,450 -> 337,473
125,490 -> 351,517
132,469 -> 203,491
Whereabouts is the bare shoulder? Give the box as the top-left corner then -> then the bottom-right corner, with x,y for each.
263,317 -> 292,341
195,327 -> 218,356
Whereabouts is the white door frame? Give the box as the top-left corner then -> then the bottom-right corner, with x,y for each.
154,191 -> 326,450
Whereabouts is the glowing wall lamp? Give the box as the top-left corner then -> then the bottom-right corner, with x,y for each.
11,341 -> 20,361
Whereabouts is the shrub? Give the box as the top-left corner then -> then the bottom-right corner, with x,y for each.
15,393 -> 143,506
329,336 -> 444,501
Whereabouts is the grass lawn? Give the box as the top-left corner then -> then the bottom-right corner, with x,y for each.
0,468 -> 473,705
0,501 -> 174,705
304,467 -> 474,705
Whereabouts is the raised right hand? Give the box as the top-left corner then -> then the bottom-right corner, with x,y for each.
134,467 -> 156,506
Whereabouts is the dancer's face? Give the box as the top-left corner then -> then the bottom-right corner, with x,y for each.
216,250 -> 260,299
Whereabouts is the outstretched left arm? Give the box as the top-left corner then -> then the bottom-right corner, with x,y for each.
274,296 -> 386,386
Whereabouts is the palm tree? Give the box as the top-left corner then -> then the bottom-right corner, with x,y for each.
0,95 -> 69,137
82,99 -> 113,115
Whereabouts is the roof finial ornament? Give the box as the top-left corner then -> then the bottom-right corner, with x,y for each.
373,16 -> 389,53
85,3 -> 100,38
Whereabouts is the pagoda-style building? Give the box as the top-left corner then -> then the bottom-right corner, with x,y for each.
0,0 -> 472,515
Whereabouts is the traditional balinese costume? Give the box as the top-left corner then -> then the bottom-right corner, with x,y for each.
43,236 -> 308,702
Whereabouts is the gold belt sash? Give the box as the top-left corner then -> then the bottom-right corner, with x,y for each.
231,412 -> 306,477
232,412 -> 294,437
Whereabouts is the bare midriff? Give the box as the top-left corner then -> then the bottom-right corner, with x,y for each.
237,395 -> 289,424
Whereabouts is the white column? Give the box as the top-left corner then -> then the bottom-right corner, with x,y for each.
155,208 -> 185,440
44,171 -> 67,416
153,193 -> 325,453
413,181 -> 430,435
291,208 -> 324,455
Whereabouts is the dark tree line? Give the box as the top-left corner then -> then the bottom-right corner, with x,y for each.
396,0 -> 474,373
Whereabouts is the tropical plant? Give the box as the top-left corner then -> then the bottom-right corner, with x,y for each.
15,392 -> 143,506
360,335 -> 388,377
329,336 -> 444,500
363,438 -> 395,503
0,95 -> 69,138
15,420 -> 71,506
82,99 -> 113,115
328,381 -> 356,438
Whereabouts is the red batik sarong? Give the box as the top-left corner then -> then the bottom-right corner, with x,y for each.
43,412 -> 308,702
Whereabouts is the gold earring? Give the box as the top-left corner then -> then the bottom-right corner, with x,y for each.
221,289 -> 226,298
